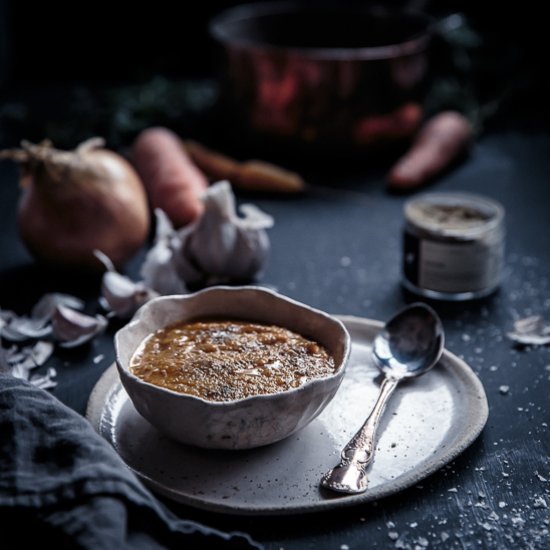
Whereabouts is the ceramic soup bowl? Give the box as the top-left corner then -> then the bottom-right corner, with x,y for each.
114,286 -> 350,449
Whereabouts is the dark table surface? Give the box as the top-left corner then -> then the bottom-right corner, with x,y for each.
0,129 -> 549,549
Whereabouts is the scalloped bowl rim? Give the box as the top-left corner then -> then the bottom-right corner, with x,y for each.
114,286 -> 351,407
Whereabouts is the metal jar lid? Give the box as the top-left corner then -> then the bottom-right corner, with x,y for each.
404,192 -> 505,241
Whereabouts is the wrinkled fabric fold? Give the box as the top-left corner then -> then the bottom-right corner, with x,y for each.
0,374 -> 262,549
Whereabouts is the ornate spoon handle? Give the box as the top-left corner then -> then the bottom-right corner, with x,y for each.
321,375 -> 400,494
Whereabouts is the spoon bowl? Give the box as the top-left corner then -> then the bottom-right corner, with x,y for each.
321,303 -> 444,494
372,303 -> 444,379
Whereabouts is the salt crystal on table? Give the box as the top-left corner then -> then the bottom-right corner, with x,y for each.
499,385 -> 510,395
533,497 -> 547,509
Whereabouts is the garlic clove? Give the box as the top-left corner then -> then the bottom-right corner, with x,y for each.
95,249 -> 159,318
29,367 -> 58,389
1,315 -> 52,341
12,340 -> 54,371
141,209 -> 188,295
28,340 -> 55,367
2,340 -> 55,381
31,293 -> 85,322
507,315 -> 550,346
101,271 -> 159,319
52,305 -> 107,348
94,249 -> 117,272
141,244 -> 187,295
153,208 -> 176,242
103,271 -> 141,299
11,363 -> 29,380
237,203 -> 275,230
1,293 -> 85,342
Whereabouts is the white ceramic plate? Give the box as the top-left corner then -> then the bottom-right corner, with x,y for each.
87,316 -> 488,515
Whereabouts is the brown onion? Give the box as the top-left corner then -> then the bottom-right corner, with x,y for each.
0,138 -> 150,269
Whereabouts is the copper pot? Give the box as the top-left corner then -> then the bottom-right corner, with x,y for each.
210,2 -> 438,153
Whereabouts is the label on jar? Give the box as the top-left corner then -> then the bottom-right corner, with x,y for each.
404,231 -> 503,294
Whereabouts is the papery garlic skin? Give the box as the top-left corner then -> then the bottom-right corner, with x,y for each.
140,210 -> 187,296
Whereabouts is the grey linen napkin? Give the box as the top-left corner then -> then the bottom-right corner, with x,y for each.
0,374 -> 262,549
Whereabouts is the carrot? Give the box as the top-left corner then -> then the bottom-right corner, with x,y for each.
387,111 -> 473,191
182,140 -> 240,182
236,160 -> 305,194
182,140 -> 306,194
132,128 -> 208,227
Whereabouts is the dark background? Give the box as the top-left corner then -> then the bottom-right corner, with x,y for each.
0,3 -> 548,549
0,0 -> 548,141
0,1 -> 544,83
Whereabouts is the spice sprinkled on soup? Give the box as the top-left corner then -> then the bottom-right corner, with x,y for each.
130,320 -> 336,401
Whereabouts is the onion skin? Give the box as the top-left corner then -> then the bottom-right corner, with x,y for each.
2,139 -> 150,269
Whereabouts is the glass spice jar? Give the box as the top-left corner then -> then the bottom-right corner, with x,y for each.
403,192 -> 505,301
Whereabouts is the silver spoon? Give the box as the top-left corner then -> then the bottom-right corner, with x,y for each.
321,303 -> 444,494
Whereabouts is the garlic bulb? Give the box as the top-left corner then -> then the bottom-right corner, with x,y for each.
141,181 -> 274,291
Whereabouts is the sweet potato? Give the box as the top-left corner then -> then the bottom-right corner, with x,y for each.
387,111 -> 473,191
132,128 -> 208,227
